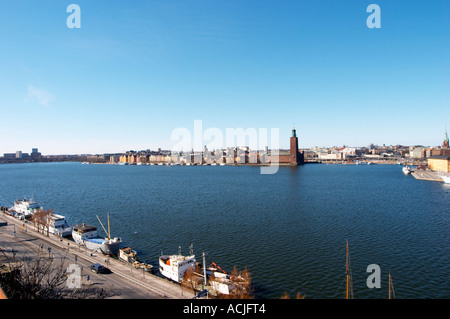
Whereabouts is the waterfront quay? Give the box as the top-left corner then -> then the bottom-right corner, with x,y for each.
0,212 -> 191,299
411,169 -> 449,182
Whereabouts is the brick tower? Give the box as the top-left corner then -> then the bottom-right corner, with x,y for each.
290,126 -> 303,165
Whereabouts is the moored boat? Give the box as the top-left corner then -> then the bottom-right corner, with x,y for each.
402,166 -> 411,175
441,175 -> 450,184
159,247 -> 196,283
10,198 -> 42,219
207,262 -> 234,295
72,220 -> 121,255
119,246 -> 153,271
119,247 -> 138,263
46,213 -> 72,237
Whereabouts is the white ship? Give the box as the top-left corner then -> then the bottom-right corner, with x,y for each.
11,198 -> 42,219
402,166 -> 411,175
159,247 -> 196,283
441,175 -> 450,184
47,213 -> 72,237
72,214 -> 121,255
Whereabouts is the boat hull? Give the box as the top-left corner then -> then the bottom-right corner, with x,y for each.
441,176 -> 450,184
159,255 -> 196,283
75,237 -> 121,255
50,225 -> 73,237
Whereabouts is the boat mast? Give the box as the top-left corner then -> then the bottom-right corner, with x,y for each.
388,273 -> 391,299
107,212 -> 111,241
96,214 -> 111,241
345,240 -> 353,299
388,272 -> 395,299
346,241 -> 349,299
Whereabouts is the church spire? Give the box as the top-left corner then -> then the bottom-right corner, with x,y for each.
444,127 -> 449,148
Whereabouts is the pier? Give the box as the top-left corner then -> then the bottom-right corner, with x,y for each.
0,212 -> 193,299
411,169 -> 447,182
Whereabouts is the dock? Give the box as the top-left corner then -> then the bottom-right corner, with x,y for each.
0,212 -> 192,299
411,170 -> 446,182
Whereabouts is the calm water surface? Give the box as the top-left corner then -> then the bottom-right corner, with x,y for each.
0,162 -> 449,299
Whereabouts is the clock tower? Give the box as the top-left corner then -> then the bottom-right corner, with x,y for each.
290,126 -> 303,165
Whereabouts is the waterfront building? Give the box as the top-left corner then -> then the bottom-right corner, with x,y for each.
267,127 -> 304,165
427,155 -> 450,173
30,148 -> 41,159
410,147 -> 432,159
109,155 -> 120,164
303,150 -> 317,162
119,155 -> 128,164
266,126 -> 304,165
341,147 -> 358,159
289,126 -> 303,165
3,153 -> 16,159
319,151 -> 342,161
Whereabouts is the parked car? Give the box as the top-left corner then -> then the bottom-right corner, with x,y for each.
90,263 -> 111,274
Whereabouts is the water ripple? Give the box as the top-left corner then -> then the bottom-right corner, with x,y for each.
0,163 -> 448,298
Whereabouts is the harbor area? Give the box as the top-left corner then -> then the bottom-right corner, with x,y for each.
0,213 -> 192,299
411,169 -> 449,182
0,197 -> 252,299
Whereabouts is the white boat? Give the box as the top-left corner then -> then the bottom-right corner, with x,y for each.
207,263 -> 234,295
119,247 -> 138,263
10,198 -> 42,219
72,218 -> 121,255
209,273 -> 234,295
119,247 -> 153,272
402,166 -> 411,175
441,175 -> 450,184
46,213 -> 72,237
159,250 -> 196,283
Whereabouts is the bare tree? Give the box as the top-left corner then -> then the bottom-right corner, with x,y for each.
31,209 -> 53,236
280,291 -> 306,299
182,264 -> 203,296
220,266 -> 254,299
280,291 -> 290,299
0,249 -> 109,299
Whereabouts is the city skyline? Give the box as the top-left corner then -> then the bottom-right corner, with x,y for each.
1,1 -> 449,155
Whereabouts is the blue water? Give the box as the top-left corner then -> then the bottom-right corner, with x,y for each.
0,162 -> 449,299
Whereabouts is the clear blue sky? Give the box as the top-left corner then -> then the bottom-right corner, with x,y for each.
0,0 -> 449,154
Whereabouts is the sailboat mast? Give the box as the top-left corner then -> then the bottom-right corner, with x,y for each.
346,241 -> 349,299
107,212 -> 111,241
388,273 -> 391,299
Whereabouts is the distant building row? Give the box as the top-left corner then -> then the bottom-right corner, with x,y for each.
2,148 -> 41,160
109,127 -> 304,166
